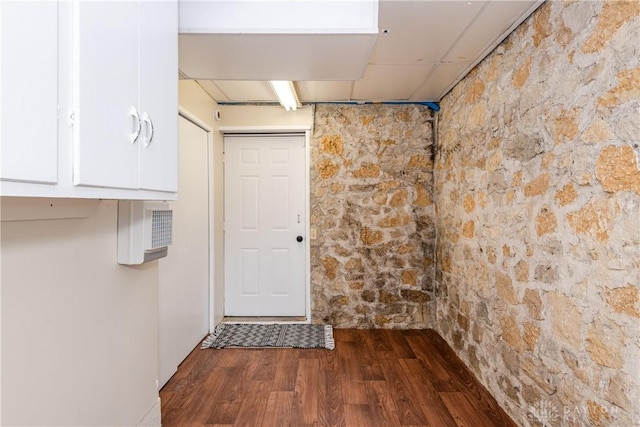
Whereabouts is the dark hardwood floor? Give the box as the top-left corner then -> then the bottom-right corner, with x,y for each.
160,329 -> 517,427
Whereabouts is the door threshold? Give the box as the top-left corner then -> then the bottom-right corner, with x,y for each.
222,316 -> 308,324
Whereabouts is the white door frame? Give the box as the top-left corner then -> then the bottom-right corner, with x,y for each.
219,125 -> 312,322
178,107 -> 216,330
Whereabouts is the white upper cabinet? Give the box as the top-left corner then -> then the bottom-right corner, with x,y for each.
72,1 -> 141,190
138,1 -> 179,193
73,1 -> 178,193
0,0 -> 178,200
0,1 -> 59,185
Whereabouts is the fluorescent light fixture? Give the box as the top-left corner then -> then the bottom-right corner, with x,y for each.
269,80 -> 301,111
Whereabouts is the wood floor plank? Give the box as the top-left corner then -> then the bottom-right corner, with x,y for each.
273,349 -> 300,391
365,328 -> 394,351
427,331 -> 519,427
344,403 -> 378,426
440,392 -> 498,427
160,329 -> 517,427
167,367 -> 231,425
261,391 -> 294,427
405,334 -> 455,383
338,341 -> 368,405
292,358 -> 320,426
356,329 -> 386,380
204,367 -> 247,424
365,380 -> 402,426
251,348 -> 280,381
378,351 -> 429,426
399,358 -> 458,427
317,348 -> 346,427
206,349 -> 262,425
386,329 -> 417,359
233,380 -> 272,427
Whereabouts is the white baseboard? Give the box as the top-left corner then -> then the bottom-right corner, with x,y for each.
138,397 -> 161,427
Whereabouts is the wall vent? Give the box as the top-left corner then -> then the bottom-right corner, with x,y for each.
117,201 -> 173,265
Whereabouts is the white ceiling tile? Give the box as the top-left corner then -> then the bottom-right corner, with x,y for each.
195,80 -> 229,101
353,64 -> 435,101
179,33 -> 376,80
213,81 -> 276,102
180,1 -> 541,103
444,1 -> 540,62
297,81 -> 354,102
410,62 -> 471,101
370,1 -> 486,64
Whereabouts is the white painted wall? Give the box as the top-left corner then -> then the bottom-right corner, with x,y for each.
0,199 -> 160,426
178,80 -> 224,327
218,104 -> 314,128
0,83 -> 315,427
177,84 -> 315,324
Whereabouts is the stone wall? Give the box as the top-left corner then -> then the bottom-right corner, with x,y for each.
435,2 -> 640,426
311,104 -> 435,328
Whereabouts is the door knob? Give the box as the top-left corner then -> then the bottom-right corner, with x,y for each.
296,236 -> 303,242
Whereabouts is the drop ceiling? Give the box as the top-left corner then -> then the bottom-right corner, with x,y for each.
179,0 -> 544,105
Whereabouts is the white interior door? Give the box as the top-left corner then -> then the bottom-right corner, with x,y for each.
224,134 -> 306,316
158,115 -> 210,388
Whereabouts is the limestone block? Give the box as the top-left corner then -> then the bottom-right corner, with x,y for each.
605,372 -> 634,413
401,270 -> 418,286
532,2 -> 552,47
534,263 -> 559,284
598,68 -> 640,109
547,291 -> 582,347
535,206 -> 557,236
560,348 -> 590,385
586,400 -> 612,426
566,197 -> 620,242
605,284 -> 640,318
322,256 -> 339,280
581,119 -> 614,144
499,315 -> 523,350
512,56 -> 533,89
320,134 -> 344,156
496,270 -> 518,304
554,183 -> 578,206
615,108 -> 640,143
352,162 -> 381,178
552,108 -> 580,145
582,2 -> 640,53
520,356 -> 557,394
515,260 -> 530,283
524,173 -> 550,197
359,227 -> 383,246
462,220 -> 475,238
316,158 -> 340,179
595,145 -> 640,195
586,317 -> 625,368
523,322 -> 541,351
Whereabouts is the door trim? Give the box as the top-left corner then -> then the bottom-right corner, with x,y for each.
178,106 -> 215,331
220,125 -> 312,323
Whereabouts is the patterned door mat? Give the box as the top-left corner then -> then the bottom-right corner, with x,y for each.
201,323 -> 335,350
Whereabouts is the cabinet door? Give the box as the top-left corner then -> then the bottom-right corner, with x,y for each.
0,1 -> 58,184
72,1 -> 140,189
138,1 -> 178,192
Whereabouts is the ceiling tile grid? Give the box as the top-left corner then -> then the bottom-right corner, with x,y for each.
183,0 -> 544,104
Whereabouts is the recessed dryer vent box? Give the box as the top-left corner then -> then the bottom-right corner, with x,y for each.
117,200 -> 173,265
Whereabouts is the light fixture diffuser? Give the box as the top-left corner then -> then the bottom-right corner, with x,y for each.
269,80 -> 301,111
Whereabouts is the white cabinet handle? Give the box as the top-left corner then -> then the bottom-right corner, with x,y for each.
129,106 -> 141,144
142,112 -> 154,147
